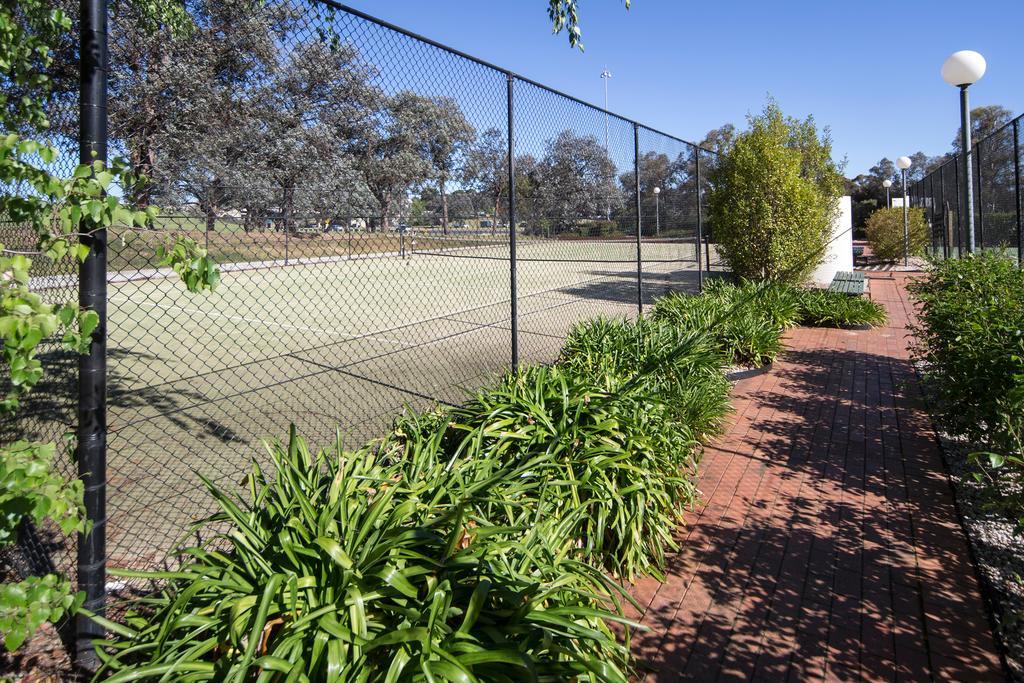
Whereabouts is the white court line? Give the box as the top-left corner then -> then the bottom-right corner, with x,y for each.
107,296 -> 415,349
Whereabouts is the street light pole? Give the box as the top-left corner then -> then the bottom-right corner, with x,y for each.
959,85 -> 975,252
897,156 -> 912,267
883,179 -> 892,208
653,186 -> 661,236
601,68 -> 612,222
942,50 -> 987,254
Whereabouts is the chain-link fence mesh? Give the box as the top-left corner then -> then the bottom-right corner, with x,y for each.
910,113 -> 1023,263
3,0 -> 720,607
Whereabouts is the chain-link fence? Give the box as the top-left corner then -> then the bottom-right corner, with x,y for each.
909,112 -> 1023,262
3,0 -> 721,642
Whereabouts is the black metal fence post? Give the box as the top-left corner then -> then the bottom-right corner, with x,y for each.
633,123 -> 642,315
694,146 -> 704,292
938,165 -> 948,260
77,0 -> 108,669
1014,119 -> 1022,265
976,142 -> 985,250
507,74 -> 518,372
954,157 -> 962,257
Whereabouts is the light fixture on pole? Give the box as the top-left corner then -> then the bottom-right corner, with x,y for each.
653,186 -> 661,236
896,156 -> 912,266
941,50 -> 986,253
882,179 -> 892,208
601,68 -> 612,221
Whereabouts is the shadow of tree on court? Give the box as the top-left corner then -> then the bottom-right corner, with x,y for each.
558,268 -> 731,307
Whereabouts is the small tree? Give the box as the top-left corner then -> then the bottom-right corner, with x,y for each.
706,102 -> 843,284
865,207 -> 928,262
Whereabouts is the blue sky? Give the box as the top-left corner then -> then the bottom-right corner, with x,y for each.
342,0 -> 1023,177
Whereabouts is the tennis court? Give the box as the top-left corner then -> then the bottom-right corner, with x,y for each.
94,234 -> 710,567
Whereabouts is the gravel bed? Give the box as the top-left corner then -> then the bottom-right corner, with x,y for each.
927,400 -> 1024,680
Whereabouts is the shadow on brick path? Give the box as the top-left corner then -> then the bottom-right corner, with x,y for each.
629,273 -> 1005,682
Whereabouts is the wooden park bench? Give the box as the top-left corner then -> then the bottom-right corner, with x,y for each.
829,270 -> 867,296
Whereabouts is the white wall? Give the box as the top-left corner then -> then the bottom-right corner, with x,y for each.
809,196 -> 853,286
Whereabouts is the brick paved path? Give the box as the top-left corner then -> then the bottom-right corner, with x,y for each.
630,273 -> 1005,681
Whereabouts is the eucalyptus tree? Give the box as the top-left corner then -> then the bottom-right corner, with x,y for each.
351,91 -> 434,230
104,0 -> 297,208
464,128 -> 508,231
537,130 -> 619,232
399,96 -> 475,232
251,39 -> 378,230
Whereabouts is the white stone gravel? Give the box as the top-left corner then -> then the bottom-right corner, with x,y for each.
932,418 -> 1024,681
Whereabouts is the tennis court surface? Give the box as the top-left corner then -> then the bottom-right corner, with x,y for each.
25,231 -> 717,569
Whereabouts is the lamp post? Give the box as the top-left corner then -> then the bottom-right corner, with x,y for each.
941,50 -> 987,253
897,156 -> 912,266
601,68 -> 612,221
653,186 -> 661,236
882,179 -> 892,208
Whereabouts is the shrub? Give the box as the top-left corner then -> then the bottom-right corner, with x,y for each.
437,365 -> 702,580
909,253 -> 1024,525
865,207 -> 928,262
92,428 -> 636,681
706,101 -> 844,283
909,253 -> 1024,456
793,288 -> 886,328
560,316 -> 731,442
651,283 -> 788,367
0,441 -> 88,651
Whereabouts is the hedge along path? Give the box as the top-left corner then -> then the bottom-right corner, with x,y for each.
628,273 -> 1004,681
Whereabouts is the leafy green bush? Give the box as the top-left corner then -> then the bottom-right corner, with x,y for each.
651,282 -> 788,367
435,365 -> 702,580
92,428 -> 636,682
793,288 -> 887,328
0,443 -> 88,651
560,316 -> 731,442
865,206 -> 928,262
705,101 -> 844,283
909,253 -> 1024,458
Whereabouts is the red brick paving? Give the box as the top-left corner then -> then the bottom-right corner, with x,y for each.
630,273 -> 1005,681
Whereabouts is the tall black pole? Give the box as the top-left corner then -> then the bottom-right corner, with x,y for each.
1015,119 -> 1022,265
954,156 -> 963,257
694,147 -> 704,292
633,124 -> 642,315
976,140 -> 985,250
942,163 -> 950,260
507,74 -> 518,372
77,0 -> 108,670
902,168 -> 909,267
960,85 -> 975,253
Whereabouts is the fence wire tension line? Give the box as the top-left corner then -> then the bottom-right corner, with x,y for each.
5,0 -> 727,667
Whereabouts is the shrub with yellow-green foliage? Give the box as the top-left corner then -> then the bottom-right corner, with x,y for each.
865,206 -> 928,262
706,101 -> 844,284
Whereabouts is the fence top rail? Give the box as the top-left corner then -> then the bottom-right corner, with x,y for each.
317,0 -> 716,156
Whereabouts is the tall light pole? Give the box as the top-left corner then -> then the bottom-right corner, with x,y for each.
601,68 -> 612,221
897,156 -> 912,266
882,179 -> 892,208
941,50 -> 987,254
653,186 -> 661,236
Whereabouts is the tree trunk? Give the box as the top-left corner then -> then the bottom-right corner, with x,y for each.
205,204 -> 215,237
380,195 -> 391,231
440,177 -> 449,235
493,195 -> 500,237
283,185 -> 294,233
